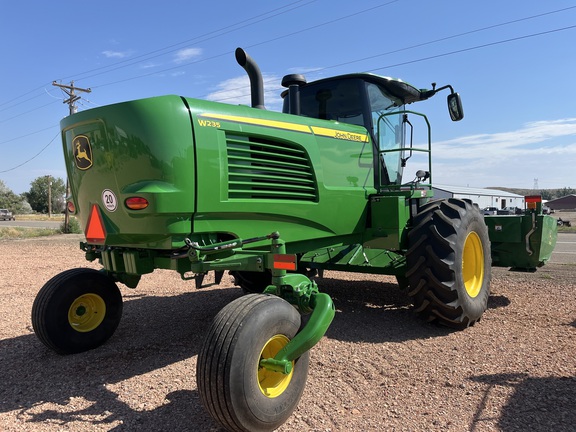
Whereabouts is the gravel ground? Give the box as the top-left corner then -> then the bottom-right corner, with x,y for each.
0,235 -> 574,432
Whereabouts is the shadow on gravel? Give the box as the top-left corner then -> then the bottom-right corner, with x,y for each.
487,294 -> 511,309
313,275 -> 453,343
0,287 -> 242,431
469,373 -> 576,432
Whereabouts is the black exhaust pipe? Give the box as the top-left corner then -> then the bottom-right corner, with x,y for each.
235,47 -> 265,110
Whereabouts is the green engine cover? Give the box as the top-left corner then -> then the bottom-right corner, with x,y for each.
62,95 -> 377,251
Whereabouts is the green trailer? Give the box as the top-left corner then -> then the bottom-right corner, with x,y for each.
31,48 -> 555,432
486,196 -> 557,271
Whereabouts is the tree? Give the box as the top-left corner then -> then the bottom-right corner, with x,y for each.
25,176 -> 66,214
0,180 -> 32,214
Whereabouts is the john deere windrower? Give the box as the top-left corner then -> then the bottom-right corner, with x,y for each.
32,48 -> 556,432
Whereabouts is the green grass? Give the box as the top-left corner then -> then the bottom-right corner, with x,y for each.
0,226 -> 59,240
13,214 -> 65,221
0,215 -> 82,239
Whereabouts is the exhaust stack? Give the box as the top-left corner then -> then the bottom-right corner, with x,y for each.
235,47 -> 265,110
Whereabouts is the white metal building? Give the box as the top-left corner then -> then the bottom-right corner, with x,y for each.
432,185 -> 525,210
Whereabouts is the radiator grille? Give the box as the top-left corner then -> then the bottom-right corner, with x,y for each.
227,135 -> 317,201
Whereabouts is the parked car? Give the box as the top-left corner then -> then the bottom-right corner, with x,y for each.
497,207 -> 523,215
0,209 -> 15,221
482,206 -> 498,215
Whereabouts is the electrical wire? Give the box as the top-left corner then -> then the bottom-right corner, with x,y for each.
0,130 -> 60,173
0,125 -> 57,146
0,101 -> 60,125
90,0 -> 404,89
365,24 -> 576,75
5,3 -> 568,115
62,0 -> 320,84
1,4 -> 575,174
208,22 -> 576,104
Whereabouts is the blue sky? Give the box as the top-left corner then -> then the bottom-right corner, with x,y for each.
2,0 -> 576,194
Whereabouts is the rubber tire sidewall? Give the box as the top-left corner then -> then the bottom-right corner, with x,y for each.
406,198 -> 491,328
32,268 -> 123,354
197,294 -> 309,432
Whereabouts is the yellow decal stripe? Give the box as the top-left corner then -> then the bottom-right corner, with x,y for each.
199,113 -> 369,143
311,126 -> 369,143
199,113 -> 311,133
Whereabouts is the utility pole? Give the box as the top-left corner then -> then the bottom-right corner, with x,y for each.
48,178 -> 52,218
53,81 -> 91,232
52,80 -> 91,115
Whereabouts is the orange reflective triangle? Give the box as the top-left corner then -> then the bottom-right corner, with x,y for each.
85,204 -> 106,243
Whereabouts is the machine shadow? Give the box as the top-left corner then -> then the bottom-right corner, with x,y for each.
469,373 -> 575,431
314,273 -> 512,344
0,287 -> 241,430
314,274 -> 453,343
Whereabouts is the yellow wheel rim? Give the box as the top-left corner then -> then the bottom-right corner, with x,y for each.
258,335 -> 294,398
462,231 -> 484,298
68,293 -> 106,332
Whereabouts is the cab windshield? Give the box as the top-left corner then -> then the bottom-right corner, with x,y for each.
366,81 -> 404,185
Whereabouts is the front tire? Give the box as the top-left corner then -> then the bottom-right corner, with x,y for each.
197,294 -> 309,432
32,268 -> 123,354
406,198 -> 491,329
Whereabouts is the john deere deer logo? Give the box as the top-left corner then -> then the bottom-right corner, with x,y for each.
73,135 -> 93,170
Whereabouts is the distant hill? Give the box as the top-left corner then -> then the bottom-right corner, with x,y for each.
487,187 -> 576,200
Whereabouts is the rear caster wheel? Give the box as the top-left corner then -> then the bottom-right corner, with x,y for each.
197,294 -> 309,432
32,268 -> 123,354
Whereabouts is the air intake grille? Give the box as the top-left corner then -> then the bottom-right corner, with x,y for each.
227,135 -> 317,201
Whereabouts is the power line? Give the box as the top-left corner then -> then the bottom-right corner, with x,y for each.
2,25 -> 575,177
0,83 -> 52,109
90,0 -> 404,89
209,23 -> 576,104
4,3 -> 570,117
1,3 -> 575,152
292,5 -> 576,78
0,125 -> 57,146
0,0 -> 320,118
0,130 -> 60,173
0,100 -> 60,125
62,0 -> 321,84
365,24 -> 576,75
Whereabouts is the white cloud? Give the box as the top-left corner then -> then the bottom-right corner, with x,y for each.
430,118 -> 576,188
174,48 -> 202,64
434,118 -> 576,159
139,62 -> 160,69
287,66 -> 323,74
205,74 -> 283,110
102,50 -> 131,59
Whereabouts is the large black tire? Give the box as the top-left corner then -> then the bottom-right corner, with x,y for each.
406,198 -> 491,329
32,268 -> 123,354
197,294 -> 309,432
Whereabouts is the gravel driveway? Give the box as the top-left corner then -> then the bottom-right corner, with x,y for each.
0,235 -> 574,431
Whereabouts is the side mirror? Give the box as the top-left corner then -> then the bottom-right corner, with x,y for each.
447,93 -> 464,121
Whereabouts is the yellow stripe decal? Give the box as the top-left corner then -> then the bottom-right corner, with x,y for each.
199,113 -> 311,133
199,113 -> 369,143
311,126 -> 369,143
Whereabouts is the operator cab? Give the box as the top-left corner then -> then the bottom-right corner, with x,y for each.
282,73 -> 463,188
